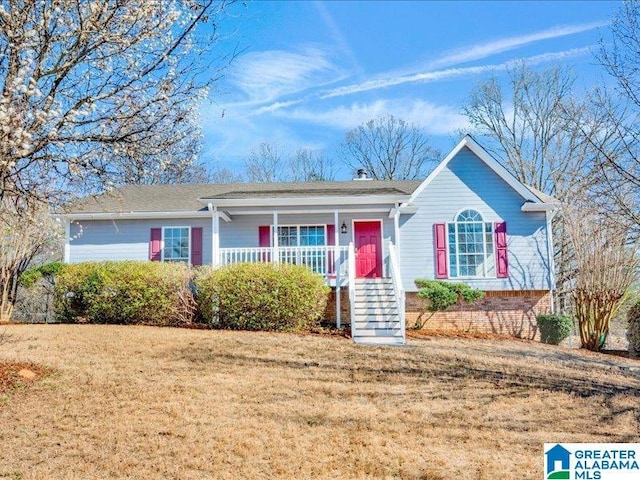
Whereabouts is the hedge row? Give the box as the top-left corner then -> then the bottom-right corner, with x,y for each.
53,261 -> 329,331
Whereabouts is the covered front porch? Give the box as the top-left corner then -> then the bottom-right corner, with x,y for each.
200,191 -> 411,343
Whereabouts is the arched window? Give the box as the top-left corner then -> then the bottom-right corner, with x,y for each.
447,209 -> 495,277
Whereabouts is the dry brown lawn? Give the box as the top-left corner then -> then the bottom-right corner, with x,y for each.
0,324 -> 639,479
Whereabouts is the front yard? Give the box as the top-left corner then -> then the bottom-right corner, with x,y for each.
1,325 -> 639,479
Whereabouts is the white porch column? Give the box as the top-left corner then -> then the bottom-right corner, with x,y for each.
334,209 -> 341,328
209,203 -> 220,266
393,207 -> 401,257
273,211 -> 279,263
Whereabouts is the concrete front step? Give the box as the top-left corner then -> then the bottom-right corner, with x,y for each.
354,315 -> 400,326
353,321 -> 401,331
353,325 -> 403,335
353,335 -> 405,345
351,277 -> 405,346
355,293 -> 396,300
355,308 -> 399,319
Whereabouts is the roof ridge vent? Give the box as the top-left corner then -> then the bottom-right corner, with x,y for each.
354,169 -> 373,181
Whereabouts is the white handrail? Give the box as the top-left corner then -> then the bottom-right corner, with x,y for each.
388,242 -> 405,341
218,246 -> 348,277
348,242 -> 356,337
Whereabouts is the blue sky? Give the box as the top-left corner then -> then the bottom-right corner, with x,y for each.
200,0 -> 618,179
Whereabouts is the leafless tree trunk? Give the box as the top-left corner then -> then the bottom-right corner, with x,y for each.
340,114 -> 440,180
0,200 -> 61,323
564,204 -> 637,351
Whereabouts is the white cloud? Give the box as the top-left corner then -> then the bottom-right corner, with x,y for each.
319,46 -> 592,99
227,46 -> 347,104
312,0 -> 364,74
429,21 -> 607,69
277,99 -> 469,135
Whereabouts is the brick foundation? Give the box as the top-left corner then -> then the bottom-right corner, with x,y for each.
406,290 -> 552,339
323,287 -> 551,339
323,288 -> 350,325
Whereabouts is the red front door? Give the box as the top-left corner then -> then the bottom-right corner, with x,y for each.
354,221 -> 382,278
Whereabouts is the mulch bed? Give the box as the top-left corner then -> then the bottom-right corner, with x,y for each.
407,329 -> 519,342
0,362 -> 49,394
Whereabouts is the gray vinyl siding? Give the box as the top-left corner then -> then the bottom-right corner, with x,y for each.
399,146 -> 551,292
69,211 -> 395,271
69,218 -> 213,265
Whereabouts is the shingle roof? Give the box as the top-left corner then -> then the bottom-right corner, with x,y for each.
524,185 -> 561,204
65,180 -> 423,214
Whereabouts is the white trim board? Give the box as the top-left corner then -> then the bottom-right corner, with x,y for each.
200,195 -> 410,208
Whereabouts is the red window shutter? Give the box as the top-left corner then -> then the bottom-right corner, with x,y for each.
434,223 -> 448,279
259,226 -> 271,247
149,228 -> 162,262
259,226 -> 271,262
327,224 -> 335,275
495,222 -> 509,278
191,227 -> 203,266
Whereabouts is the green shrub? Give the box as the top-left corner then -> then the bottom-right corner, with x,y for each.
536,314 -> 573,345
195,263 -> 329,331
627,301 -> 640,355
413,279 -> 485,329
20,261 -> 64,288
54,261 -> 196,325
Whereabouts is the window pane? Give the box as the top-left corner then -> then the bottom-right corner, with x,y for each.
163,227 -> 189,262
278,226 -> 297,246
300,226 -> 325,246
448,213 -> 498,278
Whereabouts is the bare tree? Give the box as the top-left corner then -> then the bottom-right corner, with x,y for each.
590,0 -> 640,226
340,115 -> 440,180
209,165 -> 244,184
0,200 -> 61,323
462,63 -> 612,314
463,64 -> 600,198
289,148 -> 336,182
244,142 -> 288,183
0,0 -> 238,203
564,204 -> 637,352
245,142 -> 336,182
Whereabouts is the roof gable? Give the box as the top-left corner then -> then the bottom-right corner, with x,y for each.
407,135 -> 540,205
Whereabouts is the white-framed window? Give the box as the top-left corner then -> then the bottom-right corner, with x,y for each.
276,225 -> 326,246
448,210 -> 495,278
162,226 -> 190,263
276,225 -> 327,273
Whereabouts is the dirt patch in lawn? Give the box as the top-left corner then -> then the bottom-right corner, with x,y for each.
0,361 -> 49,393
0,325 -> 639,479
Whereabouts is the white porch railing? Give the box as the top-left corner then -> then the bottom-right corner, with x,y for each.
219,246 -> 349,278
388,242 -> 405,339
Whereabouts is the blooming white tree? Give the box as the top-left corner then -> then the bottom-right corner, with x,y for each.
0,0 -> 236,203
0,200 -> 61,323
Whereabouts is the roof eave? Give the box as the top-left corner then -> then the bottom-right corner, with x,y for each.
199,194 -> 411,207
520,202 -> 560,213
54,210 -> 211,221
